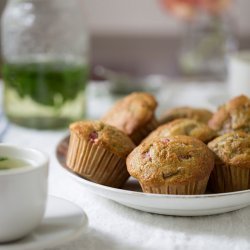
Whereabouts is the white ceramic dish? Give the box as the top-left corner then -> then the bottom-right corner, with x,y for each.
0,196 -> 88,250
228,50 -> 250,97
57,136 -> 250,217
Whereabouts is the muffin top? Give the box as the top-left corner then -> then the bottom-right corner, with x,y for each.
144,119 -> 216,144
127,135 -> 214,186
208,95 -> 250,135
101,92 -> 157,135
160,106 -> 213,124
208,131 -> 250,169
70,121 -> 135,158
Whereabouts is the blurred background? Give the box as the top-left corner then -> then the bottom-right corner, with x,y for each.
0,0 -> 250,78
1,0 -> 250,129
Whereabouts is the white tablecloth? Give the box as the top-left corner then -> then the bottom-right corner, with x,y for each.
2,82 -> 250,250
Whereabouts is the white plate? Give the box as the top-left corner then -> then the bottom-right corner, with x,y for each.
57,136 -> 250,217
0,196 -> 88,250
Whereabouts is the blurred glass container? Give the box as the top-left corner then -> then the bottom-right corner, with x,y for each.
1,0 -> 89,129
179,13 -> 237,79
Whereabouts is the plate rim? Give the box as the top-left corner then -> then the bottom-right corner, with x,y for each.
61,164 -> 250,199
0,195 -> 88,250
57,135 -> 250,200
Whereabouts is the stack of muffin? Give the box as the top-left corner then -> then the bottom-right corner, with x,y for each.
66,93 -> 250,195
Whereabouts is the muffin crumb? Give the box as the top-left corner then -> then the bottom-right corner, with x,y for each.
160,107 -> 213,124
209,95 -> 250,135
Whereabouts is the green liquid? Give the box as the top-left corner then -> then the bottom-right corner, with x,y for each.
0,157 -> 32,170
2,63 -> 89,129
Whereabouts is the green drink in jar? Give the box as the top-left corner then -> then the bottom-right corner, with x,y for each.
1,0 -> 89,129
3,62 -> 88,129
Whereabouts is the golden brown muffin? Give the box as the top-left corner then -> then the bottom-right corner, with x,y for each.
101,92 -> 158,145
208,131 -> 250,193
160,106 -> 213,125
127,135 -> 214,195
67,120 -> 135,187
143,119 -> 217,144
208,95 -> 250,135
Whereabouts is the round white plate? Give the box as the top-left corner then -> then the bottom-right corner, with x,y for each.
57,136 -> 250,217
0,196 -> 88,250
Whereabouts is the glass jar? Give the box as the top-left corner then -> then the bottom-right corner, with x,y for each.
179,13 -> 237,79
1,0 -> 89,129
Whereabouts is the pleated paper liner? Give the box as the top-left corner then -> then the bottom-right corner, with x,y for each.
131,117 -> 158,145
209,164 -> 250,193
139,176 -> 209,195
66,133 -> 129,188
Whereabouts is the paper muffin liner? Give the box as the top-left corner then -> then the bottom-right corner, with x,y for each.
66,132 -> 129,188
208,164 -> 250,193
131,117 -> 158,145
139,176 -> 209,195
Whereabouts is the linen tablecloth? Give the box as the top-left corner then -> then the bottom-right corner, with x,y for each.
2,81 -> 250,250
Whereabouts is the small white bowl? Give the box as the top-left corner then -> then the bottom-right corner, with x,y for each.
228,50 -> 250,97
0,144 -> 49,242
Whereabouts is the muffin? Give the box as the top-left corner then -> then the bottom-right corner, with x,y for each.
208,131 -> 250,193
127,135 -> 214,195
143,118 -> 216,144
209,95 -> 250,135
101,92 -> 158,145
160,106 -> 213,125
66,121 -> 135,188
